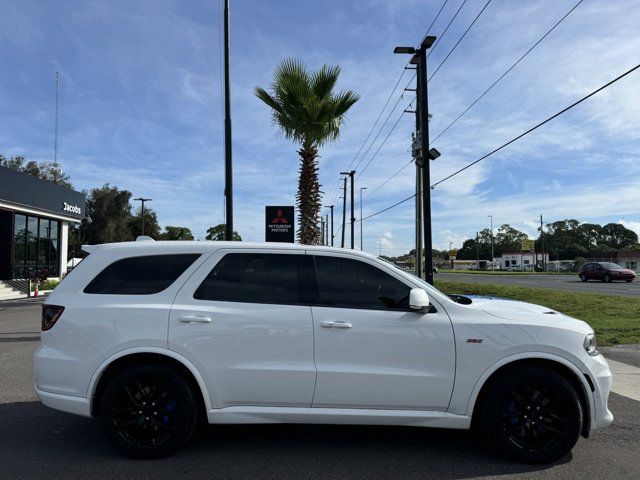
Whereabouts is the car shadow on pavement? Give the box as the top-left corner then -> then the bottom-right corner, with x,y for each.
0,401 -> 567,480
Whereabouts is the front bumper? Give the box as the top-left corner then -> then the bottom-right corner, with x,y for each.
587,353 -> 614,430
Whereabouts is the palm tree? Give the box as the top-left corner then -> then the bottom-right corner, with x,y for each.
255,59 -> 359,244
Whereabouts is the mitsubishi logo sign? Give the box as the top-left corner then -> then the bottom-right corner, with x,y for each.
265,206 -> 294,243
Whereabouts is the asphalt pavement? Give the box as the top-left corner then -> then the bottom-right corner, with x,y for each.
1,299 -> 639,480
439,273 -> 640,297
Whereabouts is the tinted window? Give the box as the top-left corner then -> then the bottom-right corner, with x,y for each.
194,253 -> 308,305
314,256 -> 410,310
84,254 -> 200,295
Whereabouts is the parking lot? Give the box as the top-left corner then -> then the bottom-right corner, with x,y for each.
2,298 -> 639,480
440,273 -> 640,297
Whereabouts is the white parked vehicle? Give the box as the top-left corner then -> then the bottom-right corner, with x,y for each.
35,239 -> 613,462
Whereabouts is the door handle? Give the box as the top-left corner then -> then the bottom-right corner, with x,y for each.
320,321 -> 351,329
333,322 -> 352,328
179,315 -> 212,323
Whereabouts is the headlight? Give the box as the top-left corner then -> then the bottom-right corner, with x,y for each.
584,333 -> 599,356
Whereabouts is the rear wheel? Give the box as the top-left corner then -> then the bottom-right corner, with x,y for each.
579,273 -> 587,282
480,366 -> 582,463
603,274 -> 611,283
99,365 -> 198,458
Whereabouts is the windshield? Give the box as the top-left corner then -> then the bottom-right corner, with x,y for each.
599,262 -> 624,270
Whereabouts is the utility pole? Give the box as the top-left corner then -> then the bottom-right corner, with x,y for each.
476,231 -> 479,269
223,0 -> 234,241
359,187 -> 367,250
341,171 -> 355,249
340,177 -> 347,248
325,205 -> 334,246
134,198 -> 152,235
54,72 -> 60,165
540,214 -> 546,272
320,217 -> 325,245
488,214 -> 494,270
325,214 -> 329,245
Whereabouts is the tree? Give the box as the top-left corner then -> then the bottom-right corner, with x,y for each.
80,184 -> 134,244
0,154 -> 72,188
255,59 -> 359,244
495,224 -> 528,256
129,207 -> 161,240
599,223 -> 638,250
206,224 -> 241,241
160,226 -> 194,241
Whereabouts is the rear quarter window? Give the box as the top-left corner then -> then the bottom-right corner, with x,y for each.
83,254 -> 200,295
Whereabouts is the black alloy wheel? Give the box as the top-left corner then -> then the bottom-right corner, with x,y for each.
481,366 -> 582,463
100,365 -> 198,458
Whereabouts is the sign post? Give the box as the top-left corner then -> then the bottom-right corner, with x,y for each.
265,206 -> 295,243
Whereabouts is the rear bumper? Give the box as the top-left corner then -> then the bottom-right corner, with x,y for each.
35,385 -> 91,418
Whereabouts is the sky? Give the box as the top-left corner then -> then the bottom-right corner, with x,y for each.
1,0 -> 640,255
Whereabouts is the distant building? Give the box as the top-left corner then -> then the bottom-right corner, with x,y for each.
497,252 -> 549,270
0,166 -> 85,280
585,250 -> 640,272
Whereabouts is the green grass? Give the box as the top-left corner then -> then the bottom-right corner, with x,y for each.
434,280 -> 640,346
439,270 -> 573,275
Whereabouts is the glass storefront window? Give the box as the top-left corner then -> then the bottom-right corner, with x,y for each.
11,214 -> 61,278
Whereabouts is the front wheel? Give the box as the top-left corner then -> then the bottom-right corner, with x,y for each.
626,279 -> 633,283
603,274 -> 611,283
99,365 -> 198,458
480,366 -> 582,463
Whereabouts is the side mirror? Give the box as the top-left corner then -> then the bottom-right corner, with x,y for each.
409,288 -> 430,311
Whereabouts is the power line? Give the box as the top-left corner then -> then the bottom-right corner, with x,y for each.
357,96 -> 416,179
431,62 -> 640,188
428,0 -> 469,58
361,193 -> 417,222
352,78 -> 415,174
428,0 -> 493,82
431,0 -> 584,145
362,159 -> 414,201
329,0 -> 450,205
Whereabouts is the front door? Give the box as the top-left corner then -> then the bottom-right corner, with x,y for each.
169,249 -> 316,408
309,253 -> 456,411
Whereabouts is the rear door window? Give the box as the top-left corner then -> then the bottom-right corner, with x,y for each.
194,253 -> 309,305
84,254 -> 200,295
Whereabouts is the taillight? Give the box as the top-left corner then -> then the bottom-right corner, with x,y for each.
42,305 -> 64,331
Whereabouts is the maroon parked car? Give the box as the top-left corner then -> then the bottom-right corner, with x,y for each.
579,262 -> 636,282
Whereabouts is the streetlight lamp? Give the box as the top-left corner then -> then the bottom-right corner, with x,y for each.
359,187 -> 367,250
488,214 -> 494,270
395,35 -> 437,284
134,198 -> 152,235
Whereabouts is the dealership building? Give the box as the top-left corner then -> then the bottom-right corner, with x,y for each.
0,165 -> 85,281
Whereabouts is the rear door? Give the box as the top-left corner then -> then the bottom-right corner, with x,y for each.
309,253 -> 456,411
169,248 -> 316,408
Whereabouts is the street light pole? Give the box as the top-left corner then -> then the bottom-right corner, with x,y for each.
488,215 -> 494,270
134,198 -> 152,235
360,187 -> 367,250
340,177 -> 347,248
341,170 -> 356,249
325,205 -> 334,246
223,0 -> 234,241
395,36 -> 436,283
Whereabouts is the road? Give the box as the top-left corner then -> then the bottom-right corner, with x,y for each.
439,273 -> 640,297
1,298 -> 639,480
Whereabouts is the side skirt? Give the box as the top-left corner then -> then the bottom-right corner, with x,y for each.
207,406 -> 471,429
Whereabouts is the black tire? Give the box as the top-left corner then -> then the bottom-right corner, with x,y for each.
579,273 -> 587,282
603,274 -> 611,283
479,365 -> 582,464
626,279 -> 633,283
99,365 -> 198,459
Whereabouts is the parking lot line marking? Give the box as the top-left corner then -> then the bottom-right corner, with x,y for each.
607,359 -> 640,402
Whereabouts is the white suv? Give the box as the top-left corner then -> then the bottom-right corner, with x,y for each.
35,239 -> 613,462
